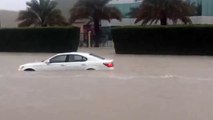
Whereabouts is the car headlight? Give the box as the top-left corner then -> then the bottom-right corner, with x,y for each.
18,66 -> 25,71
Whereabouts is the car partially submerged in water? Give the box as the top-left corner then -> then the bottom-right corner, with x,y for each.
18,52 -> 114,71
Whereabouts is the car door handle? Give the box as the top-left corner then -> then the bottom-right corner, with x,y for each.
81,64 -> 86,66
61,64 -> 65,67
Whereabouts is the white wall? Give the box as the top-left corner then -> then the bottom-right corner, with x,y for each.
0,10 -> 18,28
190,16 -> 213,24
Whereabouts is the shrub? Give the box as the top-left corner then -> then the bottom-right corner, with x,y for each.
112,25 -> 213,55
0,27 -> 80,52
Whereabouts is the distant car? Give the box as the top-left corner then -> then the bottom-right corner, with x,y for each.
18,52 -> 114,71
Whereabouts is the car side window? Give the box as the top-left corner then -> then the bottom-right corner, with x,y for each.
68,55 -> 87,62
49,55 -> 67,63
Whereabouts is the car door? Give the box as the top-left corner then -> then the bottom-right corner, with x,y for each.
64,55 -> 88,70
44,55 -> 68,70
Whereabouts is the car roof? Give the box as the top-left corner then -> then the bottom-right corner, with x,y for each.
56,52 -> 90,56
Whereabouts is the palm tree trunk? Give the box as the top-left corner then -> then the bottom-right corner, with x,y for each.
94,17 -> 100,47
41,22 -> 47,27
160,11 -> 167,25
41,18 -> 48,27
160,18 -> 167,25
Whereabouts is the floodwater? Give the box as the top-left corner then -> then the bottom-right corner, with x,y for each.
1,48 -> 213,120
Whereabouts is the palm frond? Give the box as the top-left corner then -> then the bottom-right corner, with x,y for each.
101,6 -> 122,22
17,0 -> 66,27
69,7 -> 91,23
17,9 -> 40,27
47,9 -> 68,26
69,0 -> 121,23
18,20 -> 35,27
134,0 -> 195,25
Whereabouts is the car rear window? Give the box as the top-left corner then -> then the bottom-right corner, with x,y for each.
90,53 -> 105,60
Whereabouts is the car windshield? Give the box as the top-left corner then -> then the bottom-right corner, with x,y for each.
89,53 -> 105,60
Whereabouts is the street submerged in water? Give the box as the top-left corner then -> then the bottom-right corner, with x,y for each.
1,48 -> 213,120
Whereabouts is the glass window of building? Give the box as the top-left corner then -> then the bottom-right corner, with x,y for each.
202,0 -> 213,16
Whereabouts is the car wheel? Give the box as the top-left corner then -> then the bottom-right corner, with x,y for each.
24,68 -> 35,71
87,68 -> 95,70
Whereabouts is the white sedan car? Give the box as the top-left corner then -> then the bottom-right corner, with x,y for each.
18,52 -> 114,71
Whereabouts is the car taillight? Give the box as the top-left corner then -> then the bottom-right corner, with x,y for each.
103,62 -> 114,67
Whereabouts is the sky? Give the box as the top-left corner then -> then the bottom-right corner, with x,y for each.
0,0 -> 28,11
0,0 -> 141,11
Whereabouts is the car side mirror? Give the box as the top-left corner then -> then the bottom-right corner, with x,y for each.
44,60 -> 50,65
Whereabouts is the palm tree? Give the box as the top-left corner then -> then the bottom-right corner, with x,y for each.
126,7 -> 140,18
17,0 -> 67,27
69,0 -> 122,47
191,0 -> 202,16
134,0 -> 195,25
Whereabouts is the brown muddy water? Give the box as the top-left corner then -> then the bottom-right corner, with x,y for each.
1,48 -> 213,120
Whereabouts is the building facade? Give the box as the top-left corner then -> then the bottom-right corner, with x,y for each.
202,0 -> 213,16
0,10 -> 18,28
189,0 -> 213,23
